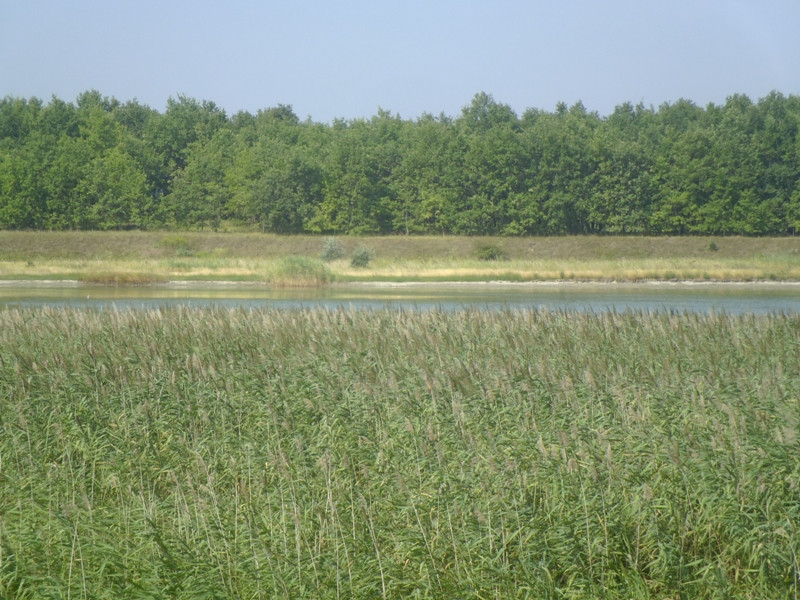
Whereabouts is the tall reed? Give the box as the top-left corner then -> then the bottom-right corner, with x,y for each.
0,307 -> 798,598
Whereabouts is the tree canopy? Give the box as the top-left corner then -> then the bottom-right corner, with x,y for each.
1,90 -> 799,234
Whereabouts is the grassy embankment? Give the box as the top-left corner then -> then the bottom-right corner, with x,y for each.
1,307 -> 798,598
1,231 -> 799,284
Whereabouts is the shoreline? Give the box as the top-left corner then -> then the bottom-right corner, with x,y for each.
343,279 -> 800,288
2,279 -> 800,290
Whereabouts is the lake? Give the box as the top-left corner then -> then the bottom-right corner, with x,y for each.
1,281 -> 799,314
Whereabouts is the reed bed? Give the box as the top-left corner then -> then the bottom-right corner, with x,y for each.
0,307 -> 798,599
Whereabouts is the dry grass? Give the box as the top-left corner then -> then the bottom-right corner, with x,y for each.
1,231 -> 799,282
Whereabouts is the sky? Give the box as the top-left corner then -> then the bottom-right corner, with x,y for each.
2,0 -> 799,122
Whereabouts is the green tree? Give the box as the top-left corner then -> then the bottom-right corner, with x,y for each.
2,88 -> 800,234
39,96 -> 79,138
166,129 -> 234,229
0,135 -> 48,228
0,96 -> 42,141
227,105 -> 326,232
75,147 -> 148,229
392,114 -> 460,234
41,134 -> 93,229
586,103 -> 658,233
312,118 -> 395,234
147,95 -> 228,200
522,103 -> 599,234
230,142 -> 322,232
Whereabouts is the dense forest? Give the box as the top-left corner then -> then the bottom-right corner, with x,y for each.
1,90 -> 799,235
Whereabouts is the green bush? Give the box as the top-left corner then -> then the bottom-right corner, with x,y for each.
269,256 -> 333,286
320,237 -> 345,261
160,234 -> 194,256
475,243 -> 506,261
350,244 -> 374,268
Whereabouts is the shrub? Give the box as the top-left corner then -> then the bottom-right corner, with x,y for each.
350,245 -> 374,268
475,243 -> 506,261
269,256 -> 333,286
320,237 -> 345,261
708,241 -> 719,252
160,235 -> 194,257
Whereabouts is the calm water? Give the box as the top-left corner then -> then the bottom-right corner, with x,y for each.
1,281 -> 799,314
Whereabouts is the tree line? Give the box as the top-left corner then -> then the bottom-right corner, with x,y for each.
1,90 -> 799,235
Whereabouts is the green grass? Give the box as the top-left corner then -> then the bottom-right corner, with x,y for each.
1,306 -> 798,599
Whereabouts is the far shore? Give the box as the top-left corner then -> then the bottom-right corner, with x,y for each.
2,279 -> 800,290
1,231 -> 799,284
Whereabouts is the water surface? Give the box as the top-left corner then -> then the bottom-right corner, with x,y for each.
1,281 -> 799,314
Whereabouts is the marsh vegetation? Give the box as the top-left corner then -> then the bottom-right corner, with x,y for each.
1,307 -> 798,598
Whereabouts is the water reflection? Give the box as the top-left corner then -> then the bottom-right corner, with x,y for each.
1,281 -> 799,314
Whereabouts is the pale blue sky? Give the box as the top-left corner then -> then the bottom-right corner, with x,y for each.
2,0 -> 798,121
